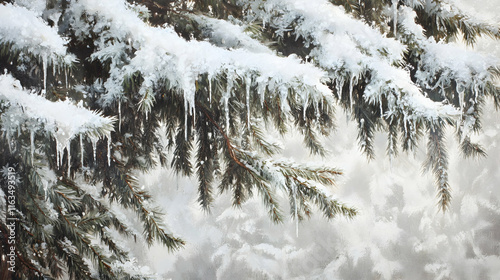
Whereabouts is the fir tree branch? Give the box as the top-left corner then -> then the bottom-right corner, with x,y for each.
56,205 -> 116,278
56,240 -> 93,280
59,177 -> 138,240
196,113 -> 216,211
424,125 -> 451,212
386,117 -> 399,158
459,136 -> 486,159
121,174 -> 185,250
249,122 -> 282,156
16,250 -> 45,277
289,176 -> 357,219
198,101 -> 284,220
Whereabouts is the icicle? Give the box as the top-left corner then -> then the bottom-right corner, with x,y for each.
80,134 -> 84,167
315,100 -> 320,121
224,96 -> 229,131
457,83 -> 465,110
64,67 -> 68,88
54,136 -> 69,170
440,79 -> 445,98
392,0 -> 398,37
224,77 -> 233,131
184,98 -> 188,140
107,135 -> 111,166
30,130 -> 35,165
303,94 -> 309,120
473,84 -> 479,103
335,77 -> 344,99
67,145 -> 71,175
349,76 -> 354,112
55,138 -> 60,168
292,184 -> 299,238
246,76 -> 251,128
192,104 -> 196,126
91,137 -> 97,164
208,78 -> 212,105
379,97 -> 384,117
259,83 -> 266,107
118,101 -> 122,132
42,55 -> 47,96
6,131 -> 12,153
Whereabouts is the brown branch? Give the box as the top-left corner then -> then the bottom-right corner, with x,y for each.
28,193 -> 51,220
195,102 -> 248,171
17,250 -> 44,275
55,191 -> 73,202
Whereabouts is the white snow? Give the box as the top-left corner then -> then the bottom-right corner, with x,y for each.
248,0 -> 461,123
397,5 -> 498,140
0,3 -> 74,65
398,6 -> 498,103
71,0 -> 333,121
191,15 -> 273,53
0,74 -> 115,168
1,0 -> 499,279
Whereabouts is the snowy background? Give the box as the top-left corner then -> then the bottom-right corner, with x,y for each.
128,1 -> 500,279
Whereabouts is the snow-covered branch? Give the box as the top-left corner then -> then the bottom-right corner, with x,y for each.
71,0 -> 332,120
0,3 -> 74,65
0,73 -> 115,167
247,0 -> 460,123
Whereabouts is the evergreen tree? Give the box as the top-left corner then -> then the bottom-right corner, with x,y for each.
0,0 -> 498,279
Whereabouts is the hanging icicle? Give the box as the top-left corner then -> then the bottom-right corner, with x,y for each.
303,94 -> 309,121
6,131 -> 12,154
224,96 -> 230,131
224,77 -> 234,131
107,134 -> 111,166
208,78 -> 212,106
392,0 -> 398,37
184,98 -> 188,140
30,129 -> 35,165
379,97 -> 384,118
55,137 -> 60,168
245,76 -> 251,128
67,144 -> 71,176
118,100 -> 122,132
80,134 -> 84,167
335,77 -> 344,100
64,67 -> 68,88
349,75 -> 354,113
457,83 -> 465,111
42,55 -> 48,96
192,102 -> 196,126
259,83 -> 266,107
440,79 -> 446,99
91,137 -> 97,164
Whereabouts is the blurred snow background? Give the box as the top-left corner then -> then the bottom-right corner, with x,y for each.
133,0 -> 500,279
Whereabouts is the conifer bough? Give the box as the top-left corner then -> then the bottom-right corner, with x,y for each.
0,0 -> 498,278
